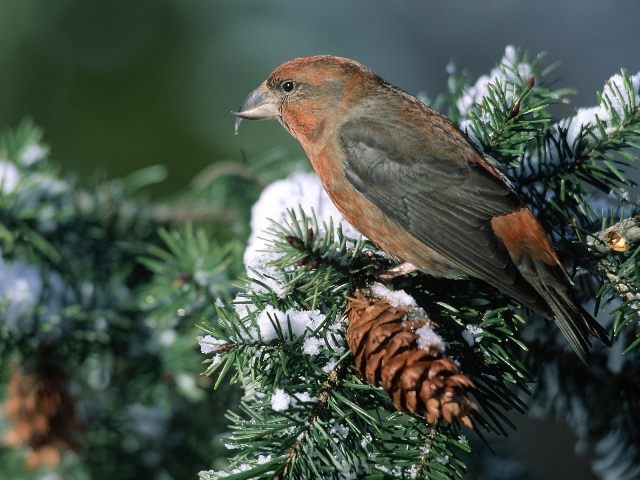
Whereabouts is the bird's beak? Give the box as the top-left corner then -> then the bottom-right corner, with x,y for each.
233,84 -> 279,134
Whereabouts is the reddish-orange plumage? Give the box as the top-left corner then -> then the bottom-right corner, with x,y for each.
490,209 -> 559,265
235,55 -> 610,362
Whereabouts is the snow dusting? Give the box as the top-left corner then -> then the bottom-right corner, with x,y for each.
415,324 -> 444,353
302,336 -> 323,355
254,305 -> 325,342
456,45 -> 532,118
561,105 -> 607,148
270,388 -> 291,411
0,256 -> 65,334
243,171 -> 361,296
370,282 -> 417,309
603,71 -> 640,117
557,70 -> 640,149
329,422 -> 350,440
461,324 -> 485,346
197,334 -> 227,354
369,282 -> 445,353
322,359 -> 338,373
256,454 -> 272,465
0,160 -> 20,194
293,391 -> 315,403
19,142 -> 48,166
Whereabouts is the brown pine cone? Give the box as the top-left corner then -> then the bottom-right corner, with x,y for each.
346,289 -> 475,428
2,357 -> 82,469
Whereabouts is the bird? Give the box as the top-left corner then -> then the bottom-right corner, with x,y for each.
234,55 -> 610,363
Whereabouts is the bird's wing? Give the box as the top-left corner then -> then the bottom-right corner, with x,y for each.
339,111 -> 541,307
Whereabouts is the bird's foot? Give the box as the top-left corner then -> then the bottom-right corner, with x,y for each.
375,262 -> 418,282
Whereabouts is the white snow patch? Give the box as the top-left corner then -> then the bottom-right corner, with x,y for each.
370,282 -> 417,309
415,324 -> 444,353
20,142 -> 47,165
462,324 -> 485,346
243,171 -> 362,296
197,334 -> 227,354
302,336 -> 323,355
270,388 -> 291,411
0,160 -> 20,194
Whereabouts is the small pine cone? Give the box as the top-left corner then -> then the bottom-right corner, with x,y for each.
346,291 -> 475,428
2,356 -> 82,469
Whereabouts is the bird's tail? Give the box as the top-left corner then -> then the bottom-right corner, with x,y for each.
535,277 -> 611,364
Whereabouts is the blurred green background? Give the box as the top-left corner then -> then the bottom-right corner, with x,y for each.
2,0 -> 639,196
1,1 -> 639,478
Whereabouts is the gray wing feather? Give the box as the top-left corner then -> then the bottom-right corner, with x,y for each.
339,115 -> 540,306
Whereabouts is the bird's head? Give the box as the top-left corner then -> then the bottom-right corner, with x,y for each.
234,55 -> 376,141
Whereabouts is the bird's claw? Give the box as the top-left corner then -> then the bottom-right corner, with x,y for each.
374,262 -> 418,282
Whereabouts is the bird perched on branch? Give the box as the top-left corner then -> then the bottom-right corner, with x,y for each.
234,55 -> 610,363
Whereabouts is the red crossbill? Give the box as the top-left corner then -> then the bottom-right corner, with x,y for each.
235,55 -> 609,363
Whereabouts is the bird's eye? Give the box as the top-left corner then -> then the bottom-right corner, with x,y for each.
281,80 -> 295,93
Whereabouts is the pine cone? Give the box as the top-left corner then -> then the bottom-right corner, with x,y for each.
2,356 -> 82,469
346,291 -> 475,427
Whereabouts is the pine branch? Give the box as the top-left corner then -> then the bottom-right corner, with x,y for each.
201,50 -> 640,480
589,216 -> 640,254
0,121 -> 244,476
5,47 -> 640,480
453,47 -> 571,161
138,223 -> 242,329
582,216 -> 640,347
199,204 -> 531,479
517,70 -> 640,196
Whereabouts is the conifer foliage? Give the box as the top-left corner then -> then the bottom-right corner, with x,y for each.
0,47 -> 639,479
199,47 -> 640,479
0,122 -> 259,478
